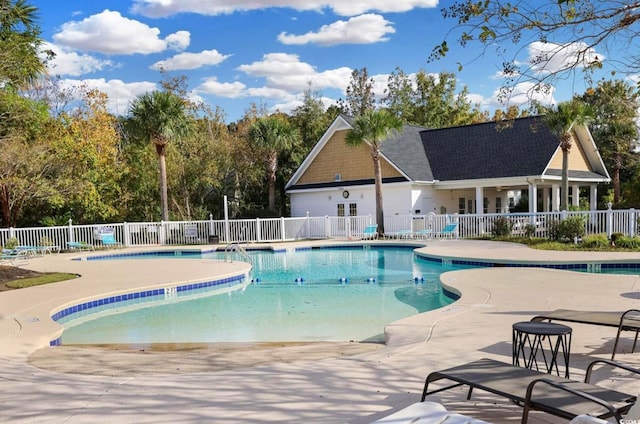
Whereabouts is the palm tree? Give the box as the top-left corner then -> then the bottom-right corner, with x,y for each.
0,0 -> 45,88
541,100 -> 593,211
128,91 -> 192,221
248,115 -> 299,212
601,121 -> 637,204
345,109 -> 403,236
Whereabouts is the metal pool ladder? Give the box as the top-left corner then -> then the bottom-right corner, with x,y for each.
224,242 -> 251,263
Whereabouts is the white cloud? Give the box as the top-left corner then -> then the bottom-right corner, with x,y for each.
527,41 -> 603,75
53,10 -> 190,55
237,53 -> 352,92
151,49 -> 231,71
131,0 -> 438,17
197,77 -> 247,98
165,31 -> 191,51
278,14 -> 395,46
59,78 -> 157,114
486,81 -> 556,110
41,42 -> 114,77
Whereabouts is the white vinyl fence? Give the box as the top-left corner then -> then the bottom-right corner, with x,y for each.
0,209 -> 637,250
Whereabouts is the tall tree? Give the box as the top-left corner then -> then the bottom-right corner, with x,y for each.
248,114 -> 299,212
340,67 -> 375,116
0,0 -> 47,88
127,91 -> 193,221
345,109 -> 403,236
0,89 -> 57,227
383,69 -> 485,127
540,100 -> 594,210
431,1 -> 640,92
581,79 -> 639,204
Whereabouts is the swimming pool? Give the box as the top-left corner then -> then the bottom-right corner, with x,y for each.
58,246 -> 468,344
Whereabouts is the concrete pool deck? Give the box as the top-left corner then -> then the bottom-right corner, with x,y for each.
1,240 -> 640,423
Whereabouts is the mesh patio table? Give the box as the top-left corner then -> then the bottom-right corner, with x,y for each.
513,321 -> 572,378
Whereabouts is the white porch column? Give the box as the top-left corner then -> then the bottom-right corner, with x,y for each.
542,187 -> 550,212
571,184 -> 580,207
552,184 -> 560,211
475,186 -> 484,214
590,185 -> 598,210
529,182 -> 538,213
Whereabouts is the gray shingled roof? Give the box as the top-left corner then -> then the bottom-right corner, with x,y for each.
381,115 -> 582,181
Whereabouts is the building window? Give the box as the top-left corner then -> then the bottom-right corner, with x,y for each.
483,197 -> 489,214
458,198 -> 465,214
467,199 -> 474,214
495,197 -> 502,213
349,203 -> 357,216
337,204 -> 345,217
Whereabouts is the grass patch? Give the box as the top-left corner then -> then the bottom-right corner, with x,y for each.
7,273 -> 78,289
479,235 -> 640,252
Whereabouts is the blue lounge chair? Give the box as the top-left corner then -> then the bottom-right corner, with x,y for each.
436,222 -> 458,239
100,233 -> 122,248
1,249 -> 29,266
414,228 -> 433,240
66,241 -> 94,251
362,224 -> 378,240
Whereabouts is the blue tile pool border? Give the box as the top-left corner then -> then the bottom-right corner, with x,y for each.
415,253 -> 640,272
49,273 -> 246,346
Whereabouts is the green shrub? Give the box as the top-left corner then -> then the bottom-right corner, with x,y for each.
4,237 -> 19,249
492,216 -> 513,237
547,219 -> 561,241
581,234 -> 609,249
557,216 -> 586,241
523,223 -> 536,238
611,232 -> 624,243
614,236 -> 640,249
39,236 -> 53,246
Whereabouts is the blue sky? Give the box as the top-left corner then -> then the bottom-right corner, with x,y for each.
30,0 -> 625,123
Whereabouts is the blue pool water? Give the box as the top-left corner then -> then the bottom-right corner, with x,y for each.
59,246 -> 468,344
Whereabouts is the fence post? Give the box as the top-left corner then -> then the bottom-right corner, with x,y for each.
256,217 -> 261,242
159,221 -> 166,245
325,216 -> 331,239
8,227 -> 14,239
209,213 -> 214,237
280,216 -> 286,241
606,203 -> 613,239
123,222 -> 130,247
629,209 -> 636,238
68,219 -> 73,243
305,211 -> 310,239
345,217 -> 351,240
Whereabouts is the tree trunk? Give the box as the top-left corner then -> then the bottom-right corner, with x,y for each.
561,143 -> 570,211
0,185 -> 10,227
157,147 -> 169,221
613,153 -> 622,204
372,147 -> 385,235
267,152 -> 278,212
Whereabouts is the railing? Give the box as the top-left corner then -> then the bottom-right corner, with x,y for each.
224,243 -> 251,263
0,208 -> 637,250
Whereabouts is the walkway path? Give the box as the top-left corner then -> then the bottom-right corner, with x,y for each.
0,240 -> 639,423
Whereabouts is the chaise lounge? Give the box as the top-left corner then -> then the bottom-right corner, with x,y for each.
421,358 -> 638,423
532,309 -> 640,359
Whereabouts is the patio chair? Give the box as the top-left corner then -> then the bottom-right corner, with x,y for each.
362,224 -> 378,240
66,241 -> 94,251
421,358 -> 638,423
414,228 -> 433,240
0,249 -> 29,266
100,233 -> 122,248
531,309 -> 640,360
435,222 -> 458,239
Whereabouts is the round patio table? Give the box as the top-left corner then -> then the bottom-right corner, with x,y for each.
512,321 -> 572,378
